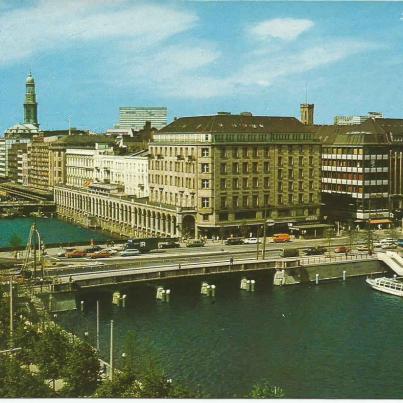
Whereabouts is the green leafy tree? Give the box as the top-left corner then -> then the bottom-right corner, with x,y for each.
94,331 -> 201,398
324,228 -> 335,254
33,326 -> 70,390
61,339 -> 100,397
248,381 -> 285,398
0,354 -> 53,398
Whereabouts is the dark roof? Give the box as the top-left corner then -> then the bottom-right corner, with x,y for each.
313,118 -> 391,146
159,115 -> 312,134
52,134 -> 115,146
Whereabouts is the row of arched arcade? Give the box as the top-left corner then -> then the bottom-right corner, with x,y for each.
54,186 -> 196,239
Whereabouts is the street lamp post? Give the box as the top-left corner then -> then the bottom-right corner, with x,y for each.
109,320 -> 114,381
96,300 -> 100,352
9,277 -> 13,348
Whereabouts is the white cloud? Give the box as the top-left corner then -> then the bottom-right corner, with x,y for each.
0,0 -> 197,65
144,39 -> 378,99
248,18 -> 314,41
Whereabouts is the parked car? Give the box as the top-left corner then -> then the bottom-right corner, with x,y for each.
186,239 -> 205,247
304,246 -> 326,256
373,241 -> 383,248
111,244 -> 126,252
334,246 -> 351,254
281,248 -> 299,258
356,245 -> 369,252
224,237 -> 244,245
243,238 -> 260,244
65,249 -> 87,258
83,245 -> 103,254
380,238 -> 397,244
89,250 -> 112,259
398,239 -> 403,247
57,247 -> 75,257
119,248 -> 141,257
159,241 -> 180,249
381,243 -> 397,250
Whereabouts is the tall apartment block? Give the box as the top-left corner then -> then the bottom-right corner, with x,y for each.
115,107 -> 167,131
149,113 -> 322,239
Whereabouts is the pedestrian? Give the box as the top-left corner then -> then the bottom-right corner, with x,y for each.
229,257 -> 234,265
178,263 -> 182,269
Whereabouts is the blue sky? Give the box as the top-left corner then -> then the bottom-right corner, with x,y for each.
1,0 -> 403,133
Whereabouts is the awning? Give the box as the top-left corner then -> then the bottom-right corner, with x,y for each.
292,224 -> 333,230
369,219 -> 392,225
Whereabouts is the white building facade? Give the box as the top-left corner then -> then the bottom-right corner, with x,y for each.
94,151 -> 149,198
66,144 -> 114,188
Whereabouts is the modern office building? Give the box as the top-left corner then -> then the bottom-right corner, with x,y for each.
334,112 -> 383,126
315,117 -> 403,227
115,107 -> 167,131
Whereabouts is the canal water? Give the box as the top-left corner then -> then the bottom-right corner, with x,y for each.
57,274 -> 403,399
0,217 -> 114,248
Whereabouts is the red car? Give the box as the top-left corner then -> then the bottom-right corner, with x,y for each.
65,249 -> 87,258
89,250 -> 112,259
334,246 -> 351,254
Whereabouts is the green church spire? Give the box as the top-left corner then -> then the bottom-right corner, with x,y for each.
24,72 -> 39,127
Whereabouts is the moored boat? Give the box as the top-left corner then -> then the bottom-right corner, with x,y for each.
366,277 -> 403,297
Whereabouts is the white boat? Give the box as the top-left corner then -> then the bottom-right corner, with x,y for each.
366,277 -> 403,297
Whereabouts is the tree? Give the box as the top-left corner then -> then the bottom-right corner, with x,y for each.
94,331 -> 202,398
61,339 -> 100,397
33,326 -> 70,390
324,228 -> 335,255
0,354 -> 53,398
248,381 -> 285,398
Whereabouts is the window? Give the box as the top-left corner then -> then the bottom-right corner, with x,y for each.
252,195 -> 259,207
201,197 -> 210,208
219,212 -> 228,221
201,179 -> 210,189
278,194 -> 283,204
201,148 -> 209,157
298,194 -> 304,204
202,214 -> 209,221
252,162 -> 258,173
201,163 -> 209,173
253,177 -> 258,188
220,179 -> 226,189
242,162 -> 249,174
242,147 -> 248,157
309,193 -> 314,203
220,163 -> 227,174
288,194 -> 293,204
278,156 -> 282,166
233,196 -> 239,208
221,197 -> 227,208
232,163 -> 239,174
264,177 -> 270,188
264,162 -> 269,173
220,148 -> 227,158
252,148 -> 258,158
243,195 -> 249,207
243,178 -> 248,188
232,147 -> 239,158
278,181 -> 283,191
288,156 -> 293,166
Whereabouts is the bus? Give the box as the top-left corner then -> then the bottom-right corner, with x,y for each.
273,233 -> 291,243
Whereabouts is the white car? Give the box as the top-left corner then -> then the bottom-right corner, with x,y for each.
381,243 -> 397,250
380,238 -> 397,244
243,238 -> 261,244
119,248 -> 140,257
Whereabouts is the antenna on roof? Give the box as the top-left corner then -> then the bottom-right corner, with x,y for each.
305,82 -> 308,104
